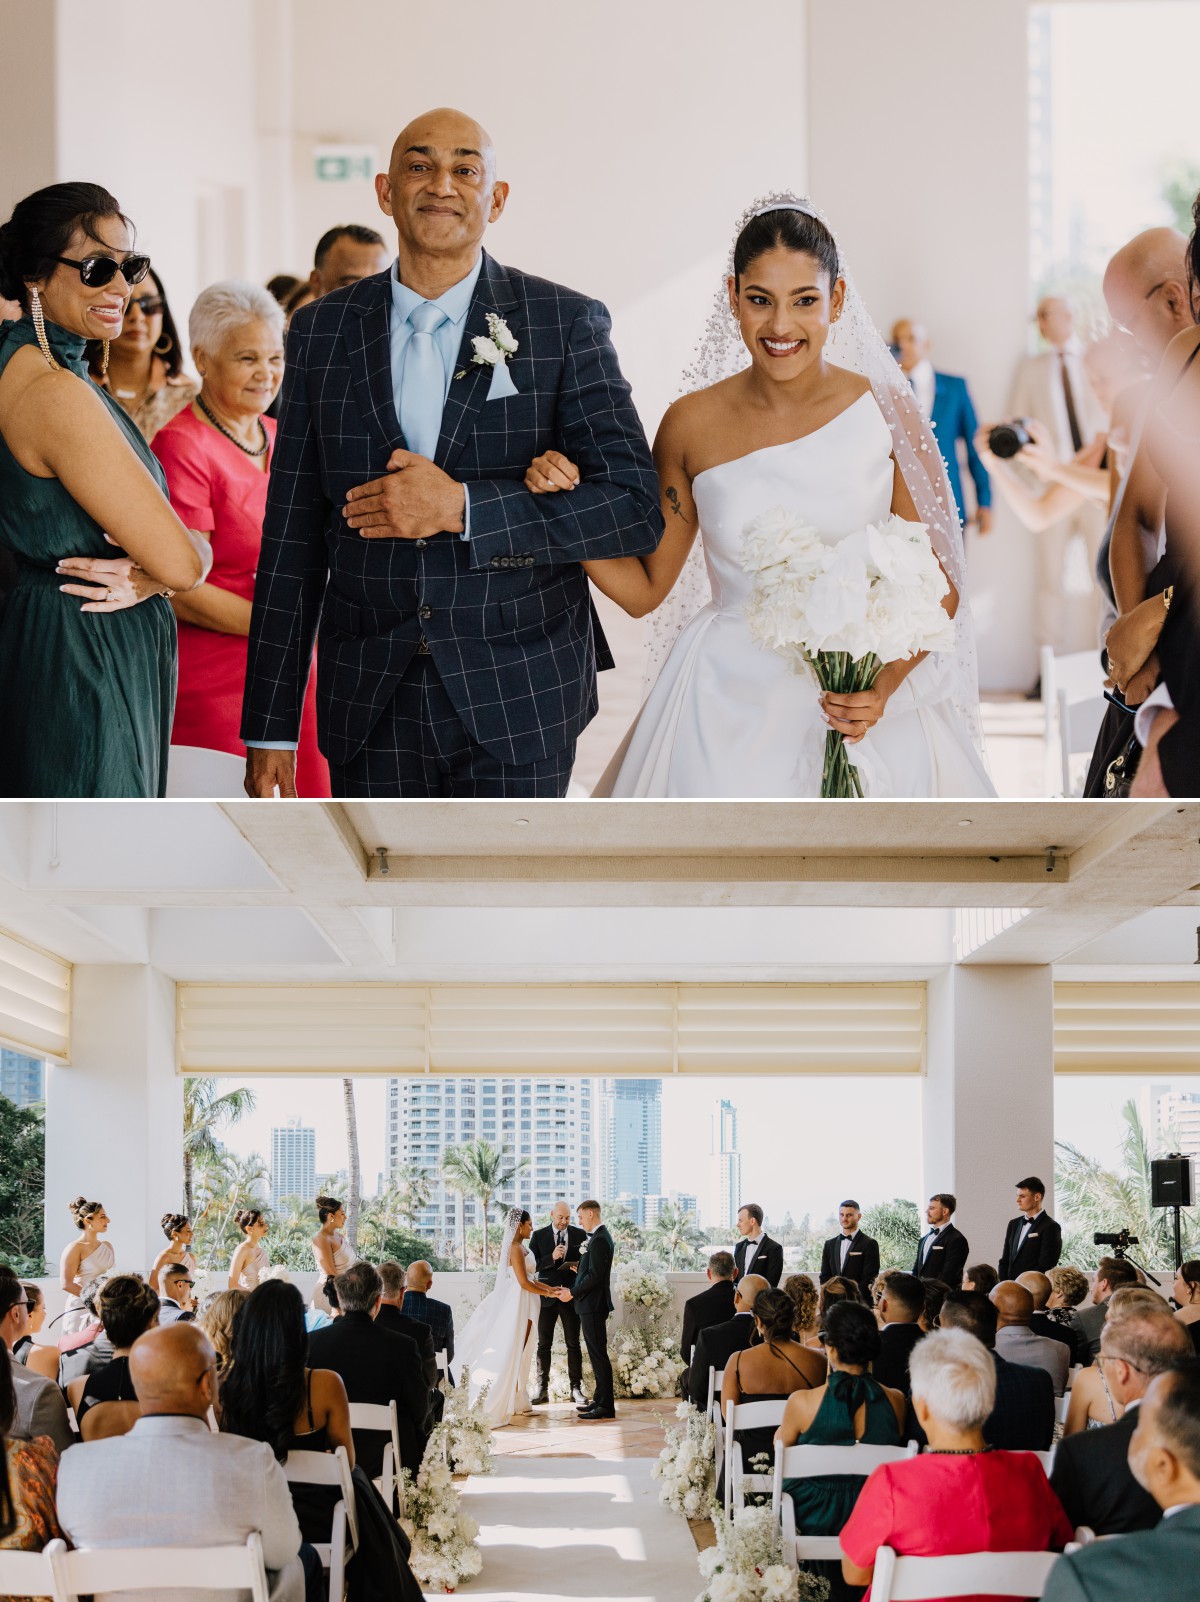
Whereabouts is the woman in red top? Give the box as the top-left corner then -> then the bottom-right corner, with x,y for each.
840,1328 -> 1073,1600
153,280 -> 328,795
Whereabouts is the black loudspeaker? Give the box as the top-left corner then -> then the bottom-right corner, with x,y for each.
1151,1156 -> 1194,1209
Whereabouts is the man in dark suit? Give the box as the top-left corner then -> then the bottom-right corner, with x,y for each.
874,1273 -> 926,1395
374,1263 -> 438,1391
937,1290 -> 1054,1450
308,1261 -> 432,1478
1076,1257 -> 1141,1361
558,1200 -> 614,1419
395,1260 -> 455,1381
687,1274 -> 768,1409
819,1201 -> 881,1298
680,1251 -> 737,1370
732,1204 -> 782,1288
1051,1307 -> 1190,1536
529,1201 -> 587,1405
1019,1271 -> 1086,1367
892,318 -> 992,535
912,1193 -> 969,1288
1042,1364 -> 1200,1602
998,1176 -> 1063,1280
242,107 -> 661,800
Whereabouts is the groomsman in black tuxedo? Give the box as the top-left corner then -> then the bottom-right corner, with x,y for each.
687,1274 -> 768,1408
998,1177 -> 1063,1280
912,1194 -> 969,1288
680,1251 -> 737,1368
529,1201 -> 587,1405
733,1204 -> 783,1287
558,1199 -> 615,1419
819,1201 -> 880,1298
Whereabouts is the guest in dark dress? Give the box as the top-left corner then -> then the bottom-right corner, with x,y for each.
73,1274 -> 160,1441
718,1288 -> 826,1504
778,1302 -> 907,1602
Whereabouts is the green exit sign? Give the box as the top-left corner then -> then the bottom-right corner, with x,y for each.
314,145 -> 379,183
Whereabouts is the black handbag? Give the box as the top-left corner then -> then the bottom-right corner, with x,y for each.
1103,734 -> 1141,797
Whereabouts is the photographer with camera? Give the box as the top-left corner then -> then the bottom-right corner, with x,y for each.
1077,1252 -> 1141,1360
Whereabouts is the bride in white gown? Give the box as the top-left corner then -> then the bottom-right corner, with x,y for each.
456,1208 -> 557,1428
526,195 -> 995,799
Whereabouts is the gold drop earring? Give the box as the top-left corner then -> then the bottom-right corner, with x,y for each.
28,286 -> 60,372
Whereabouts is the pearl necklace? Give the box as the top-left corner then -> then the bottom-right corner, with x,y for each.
196,393 -> 268,457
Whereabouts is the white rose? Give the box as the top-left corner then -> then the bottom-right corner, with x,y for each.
471,335 -> 503,365
488,316 -> 519,355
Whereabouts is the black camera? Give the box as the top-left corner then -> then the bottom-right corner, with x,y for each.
988,419 -> 1034,459
1094,1228 -> 1139,1249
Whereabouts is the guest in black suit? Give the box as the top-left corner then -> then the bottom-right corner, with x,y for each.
874,1273 -> 926,1395
529,1201 -> 587,1405
680,1251 -> 737,1370
1076,1257 -> 1141,1361
912,1194 -> 969,1288
374,1265 -> 437,1391
937,1290 -> 1054,1450
307,1261 -> 431,1478
687,1274 -> 768,1409
819,1201 -> 880,1298
1050,1305 -> 1191,1535
396,1260 -> 455,1383
997,1177 -> 1062,1280
733,1204 -> 783,1288
558,1200 -> 615,1419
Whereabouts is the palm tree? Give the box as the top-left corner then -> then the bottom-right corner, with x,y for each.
342,1078 -> 361,1252
191,1149 -> 270,1270
645,1201 -> 705,1269
182,1078 -> 256,1217
861,1198 -> 922,1271
441,1139 -> 529,1267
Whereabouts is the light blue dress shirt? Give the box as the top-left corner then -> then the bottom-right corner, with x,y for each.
248,256 -> 484,751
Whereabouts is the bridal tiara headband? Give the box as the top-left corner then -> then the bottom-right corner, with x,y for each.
751,200 -> 819,220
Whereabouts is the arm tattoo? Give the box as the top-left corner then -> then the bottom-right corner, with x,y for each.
665,486 -> 686,520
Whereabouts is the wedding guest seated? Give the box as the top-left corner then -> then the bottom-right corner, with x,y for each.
1042,1362 -> 1200,1602
151,279 -> 330,797
1051,1306 -> 1190,1536
783,1273 -> 820,1349
11,1283 -> 58,1381
1173,1261 -> 1200,1351
149,1210 -> 197,1294
197,1287 -> 247,1377
919,1278 -> 952,1332
1076,1257 -> 1141,1360
961,1262 -> 999,1297
74,1273 -> 160,1442
86,265 -> 196,442
869,1270 -> 901,1323
306,224 -> 390,300
1019,1269 -> 1084,1366
0,1326 -> 64,1572
1047,1264 -> 1091,1359
777,1302 -> 906,1602
399,1260 -> 456,1383
873,1273 -> 925,1394
266,273 -> 302,305
839,1329 -> 1073,1592
937,1289 -> 1054,1450
1,1269 -> 73,1455
1064,1287 -> 1176,1435
219,1279 -> 354,1546
681,1251 -> 737,1367
819,1277 -> 866,1332
157,1262 -> 197,1325
307,1261 -> 431,1480
992,1280 -> 1071,1394
688,1273 -> 767,1409
59,1321 -> 318,1602
718,1288 -> 826,1499
376,1262 -> 437,1390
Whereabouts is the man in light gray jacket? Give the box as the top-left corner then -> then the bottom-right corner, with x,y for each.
58,1323 -> 312,1602
992,1280 -> 1071,1395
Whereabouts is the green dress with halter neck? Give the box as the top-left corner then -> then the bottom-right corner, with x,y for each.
0,316 -> 177,796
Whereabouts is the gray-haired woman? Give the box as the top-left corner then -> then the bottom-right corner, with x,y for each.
151,279 -> 329,795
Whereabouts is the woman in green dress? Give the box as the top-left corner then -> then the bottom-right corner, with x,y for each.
0,183 -> 210,796
777,1300 -> 908,1602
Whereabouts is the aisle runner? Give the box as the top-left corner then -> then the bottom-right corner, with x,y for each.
446,1455 -> 698,1602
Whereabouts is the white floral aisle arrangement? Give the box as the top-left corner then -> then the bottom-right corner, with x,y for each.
439,1364 -> 496,1477
653,1400 -> 716,1519
400,1423 -> 483,1592
697,1506 -> 829,1602
740,509 -> 956,797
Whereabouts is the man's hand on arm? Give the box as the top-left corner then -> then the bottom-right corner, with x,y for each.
244,747 -> 299,799
1130,706 -> 1178,797
342,449 -> 466,540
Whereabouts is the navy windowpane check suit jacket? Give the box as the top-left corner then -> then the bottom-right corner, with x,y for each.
240,252 -> 663,768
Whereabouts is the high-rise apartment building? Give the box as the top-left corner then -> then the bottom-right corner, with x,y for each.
271,1119 -> 317,1205
709,1098 -> 742,1231
598,1078 -> 662,1206
0,1049 -> 43,1109
1144,1084 -> 1200,1162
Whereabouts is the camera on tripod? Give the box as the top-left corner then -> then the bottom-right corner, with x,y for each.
1093,1227 -> 1139,1257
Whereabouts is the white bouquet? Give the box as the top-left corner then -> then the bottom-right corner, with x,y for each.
400,1423 -> 484,1592
612,1323 -> 686,1398
439,1364 -> 496,1477
653,1400 -> 717,1519
616,1262 -> 675,1316
697,1506 -> 829,1602
741,509 -> 956,797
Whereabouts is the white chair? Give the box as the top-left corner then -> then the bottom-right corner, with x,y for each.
164,745 -> 248,799
1040,645 -> 1106,795
1054,1390 -> 1072,1427
0,1548 -> 59,1598
772,1442 -> 919,1567
1033,1447 -> 1056,1474
284,1445 -> 357,1599
870,1543 -> 1059,1601
708,1367 -> 726,1463
723,1398 -> 789,1514
348,1399 -> 403,1515
48,1531 -> 271,1602
434,1346 -> 450,1384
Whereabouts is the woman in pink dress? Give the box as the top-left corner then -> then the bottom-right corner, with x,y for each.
153,280 -> 328,796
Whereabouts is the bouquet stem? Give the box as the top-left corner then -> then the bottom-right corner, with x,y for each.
810,651 -> 882,799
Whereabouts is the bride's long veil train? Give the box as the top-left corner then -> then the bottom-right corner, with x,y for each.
642,191 -> 988,766
456,1207 -> 537,1428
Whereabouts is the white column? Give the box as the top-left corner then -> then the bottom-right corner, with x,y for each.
923,964 -> 1055,1275
44,965 -> 182,1277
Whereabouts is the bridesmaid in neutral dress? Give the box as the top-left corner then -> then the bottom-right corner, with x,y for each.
59,1197 -> 115,1334
310,1195 -> 354,1314
149,1213 -> 197,1294
228,1208 -> 270,1292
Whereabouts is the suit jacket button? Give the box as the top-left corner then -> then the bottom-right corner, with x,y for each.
418,605 -> 432,621
415,539 -> 427,549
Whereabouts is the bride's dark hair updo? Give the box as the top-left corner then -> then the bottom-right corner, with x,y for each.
733,207 -> 839,291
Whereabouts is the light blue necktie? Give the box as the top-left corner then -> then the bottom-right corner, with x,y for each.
399,301 -> 447,459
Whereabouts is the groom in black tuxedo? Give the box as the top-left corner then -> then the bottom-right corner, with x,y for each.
558,1199 -> 615,1419
529,1201 -> 587,1405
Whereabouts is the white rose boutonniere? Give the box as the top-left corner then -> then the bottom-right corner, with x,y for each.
471,312 -> 519,400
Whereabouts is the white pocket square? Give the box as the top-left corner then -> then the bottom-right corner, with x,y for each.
486,361 -> 519,401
